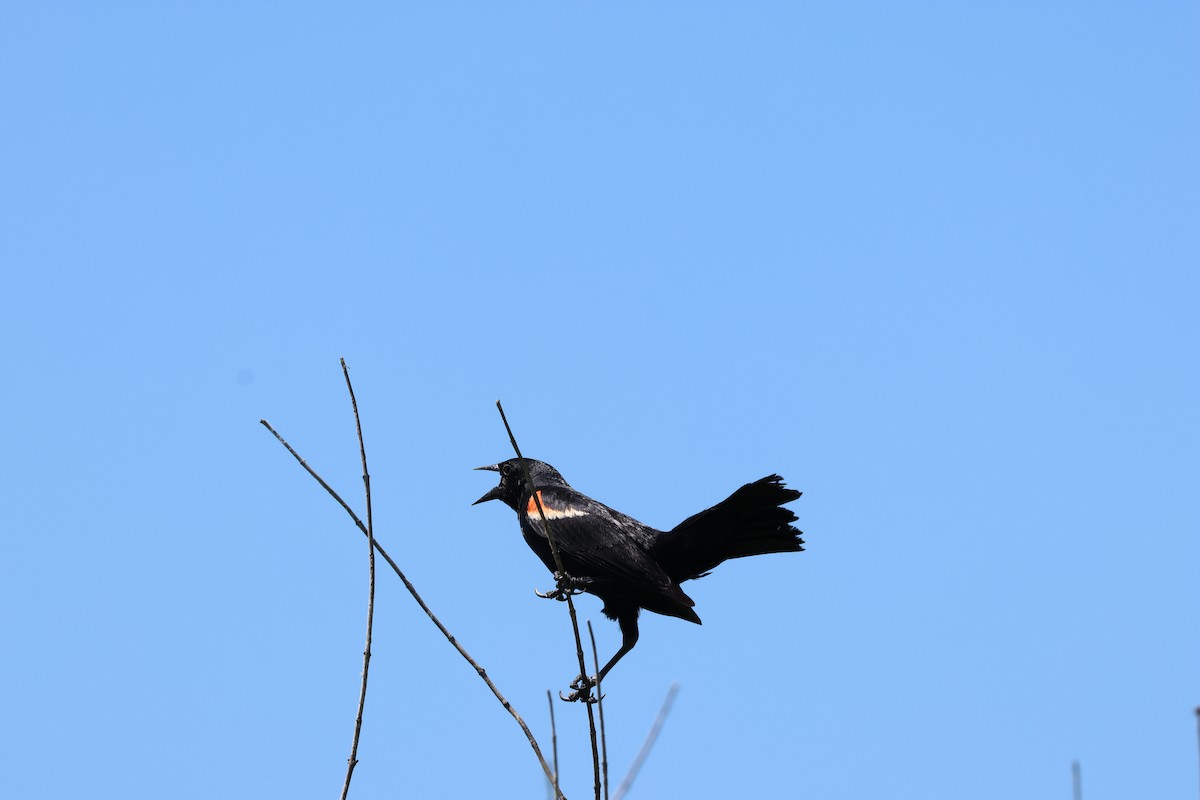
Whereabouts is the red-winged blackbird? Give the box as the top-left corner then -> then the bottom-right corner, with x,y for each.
474,458 -> 803,700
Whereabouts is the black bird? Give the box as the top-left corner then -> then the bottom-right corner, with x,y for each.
474,458 -> 803,700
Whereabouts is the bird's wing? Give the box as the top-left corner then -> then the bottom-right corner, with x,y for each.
520,486 -> 676,592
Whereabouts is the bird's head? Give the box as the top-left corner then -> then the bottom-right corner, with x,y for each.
473,458 -> 569,510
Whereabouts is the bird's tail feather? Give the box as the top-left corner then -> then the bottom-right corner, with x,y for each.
652,475 -> 803,584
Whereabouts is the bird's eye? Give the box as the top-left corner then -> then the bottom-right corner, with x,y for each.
500,463 -> 513,476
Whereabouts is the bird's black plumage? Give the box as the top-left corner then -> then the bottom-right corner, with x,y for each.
474,458 -> 804,698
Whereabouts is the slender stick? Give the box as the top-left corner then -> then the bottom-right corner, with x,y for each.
1071,760 -> 1081,800
494,400 -> 601,800
612,684 -> 680,800
588,621 -> 609,800
547,691 -> 560,799
260,418 -> 562,796
339,359 -> 374,800
1194,706 -> 1199,800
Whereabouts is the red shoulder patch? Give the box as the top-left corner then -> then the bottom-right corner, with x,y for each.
526,490 -> 589,520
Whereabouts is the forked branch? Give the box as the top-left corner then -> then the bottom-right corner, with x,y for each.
338,359 -> 375,800
261,385 -> 561,797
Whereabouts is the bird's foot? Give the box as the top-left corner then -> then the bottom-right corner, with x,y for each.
559,673 -> 600,703
534,586 -> 580,600
534,572 -> 592,601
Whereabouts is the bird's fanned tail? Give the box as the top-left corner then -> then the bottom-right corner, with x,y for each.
652,475 -> 804,584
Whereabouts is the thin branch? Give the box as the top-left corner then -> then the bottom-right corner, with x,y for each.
260,417 -> 562,797
1071,759 -> 1081,800
612,683 -> 680,800
1194,706 -> 1199,800
339,359 -> 374,800
494,400 -> 601,800
588,621 -> 609,800
547,691 -> 560,800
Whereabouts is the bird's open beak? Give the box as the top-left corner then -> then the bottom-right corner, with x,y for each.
473,464 -> 502,505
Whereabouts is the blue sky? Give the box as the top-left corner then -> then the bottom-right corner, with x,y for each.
2,4 -> 1197,798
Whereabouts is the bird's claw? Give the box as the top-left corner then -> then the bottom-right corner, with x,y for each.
560,680 -> 602,704
560,673 -> 600,703
534,586 -> 582,600
534,586 -> 584,600
534,572 -> 588,601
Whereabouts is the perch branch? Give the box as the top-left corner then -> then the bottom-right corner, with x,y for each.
494,400 -> 601,799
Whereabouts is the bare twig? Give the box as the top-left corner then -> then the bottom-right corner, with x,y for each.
612,683 -> 680,800
260,417 -> 562,797
494,400 -> 601,800
1194,706 -> 1199,800
547,691 -> 560,799
588,621 -> 609,800
1071,759 -> 1081,800
339,359 -> 374,800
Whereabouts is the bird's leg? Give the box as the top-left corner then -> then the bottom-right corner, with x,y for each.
534,571 -> 594,601
560,609 -> 640,703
